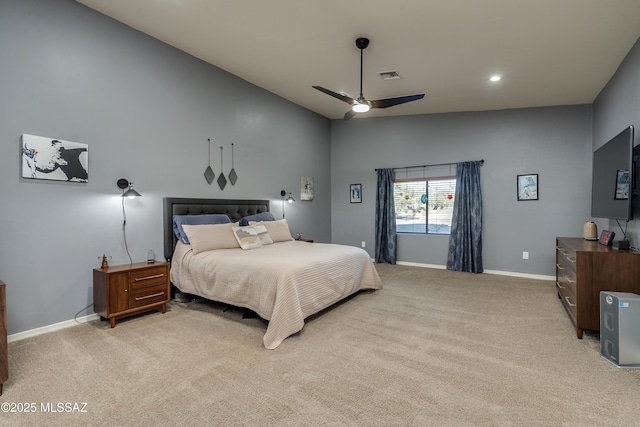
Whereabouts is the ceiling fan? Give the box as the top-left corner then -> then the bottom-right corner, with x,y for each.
313,37 -> 425,120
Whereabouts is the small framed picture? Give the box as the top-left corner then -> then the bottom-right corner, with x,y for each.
599,230 -> 615,246
517,174 -> 538,201
614,170 -> 629,200
350,183 -> 362,203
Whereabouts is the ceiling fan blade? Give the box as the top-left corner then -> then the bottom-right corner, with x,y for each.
370,94 -> 425,109
343,109 -> 358,120
312,86 -> 355,105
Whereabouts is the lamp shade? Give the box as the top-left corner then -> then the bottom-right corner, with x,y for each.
117,178 -> 141,198
122,186 -> 141,198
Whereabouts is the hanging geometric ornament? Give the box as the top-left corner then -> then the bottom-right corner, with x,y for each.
447,164 -> 454,200
229,143 -> 238,185
420,167 -> 427,204
204,138 -> 215,185
217,146 -> 227,190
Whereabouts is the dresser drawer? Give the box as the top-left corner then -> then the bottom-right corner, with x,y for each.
129,284 -> 169,309
129,265 -> 168,290
557,283 -> 577,318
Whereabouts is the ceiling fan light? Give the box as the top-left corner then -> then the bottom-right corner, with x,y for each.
352,103 -> 370,113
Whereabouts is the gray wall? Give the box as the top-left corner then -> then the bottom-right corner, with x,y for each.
330,106 -> 593,276
592,38 -> 640,243
0,0 -> 331,334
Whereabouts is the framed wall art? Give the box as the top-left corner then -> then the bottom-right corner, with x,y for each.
517,174 -> 538,201
21,134 -> 88,182
350,183 -> 362,203
300,176 -> 314,200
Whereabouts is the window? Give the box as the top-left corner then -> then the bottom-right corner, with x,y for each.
394,175 -> 456,234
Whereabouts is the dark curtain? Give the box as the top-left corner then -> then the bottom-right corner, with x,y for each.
375,168 -> 397,264
446,161 -> 483,273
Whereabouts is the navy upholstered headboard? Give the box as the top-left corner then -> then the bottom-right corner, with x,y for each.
163,197 -> 270,261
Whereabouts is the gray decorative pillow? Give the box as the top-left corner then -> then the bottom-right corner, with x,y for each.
232,226 -> 263,250
252,223 -> 273,245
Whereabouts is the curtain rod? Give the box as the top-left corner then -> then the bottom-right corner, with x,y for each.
374,159 -> 484,172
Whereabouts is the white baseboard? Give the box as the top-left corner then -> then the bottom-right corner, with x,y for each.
8,313 -> 100,343
396,261 -> 555,281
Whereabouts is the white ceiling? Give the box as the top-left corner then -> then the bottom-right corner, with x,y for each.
76,0 -> 640,120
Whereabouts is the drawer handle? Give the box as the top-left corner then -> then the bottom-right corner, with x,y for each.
134,292 -> 165,301
134,274 -> 165,282
564,296 -> 576,307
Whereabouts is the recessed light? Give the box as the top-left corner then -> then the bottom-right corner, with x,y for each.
490,75 -> 501,82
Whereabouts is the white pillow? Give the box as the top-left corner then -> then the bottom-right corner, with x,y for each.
232,226 -> 263,250
182,223 -> 240,254
252,223 -> 273,245
251,219 -> 294,243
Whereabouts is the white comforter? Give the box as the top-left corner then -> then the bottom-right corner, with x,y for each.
171,240 -> 382,349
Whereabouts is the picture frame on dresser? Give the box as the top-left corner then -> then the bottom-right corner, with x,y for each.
599,230 -> 615,246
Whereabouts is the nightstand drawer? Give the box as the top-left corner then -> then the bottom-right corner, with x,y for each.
129,284 -> 169,309
130,265 -> 168,290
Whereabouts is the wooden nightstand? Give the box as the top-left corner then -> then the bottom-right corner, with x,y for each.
93,262 -> 170,328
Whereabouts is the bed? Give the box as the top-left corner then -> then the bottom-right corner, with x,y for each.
163,197 -> 382,349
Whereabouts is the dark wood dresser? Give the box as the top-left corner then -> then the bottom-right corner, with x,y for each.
556,237 -> 640,338
0,281 -> 7,395
93,262 -> 170,328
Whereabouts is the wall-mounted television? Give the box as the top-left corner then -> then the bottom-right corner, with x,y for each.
591,125 -> 635,221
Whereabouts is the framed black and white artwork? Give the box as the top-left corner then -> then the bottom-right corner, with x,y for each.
517,174 -> 538,201
21,134 -> 88,182
350,183 -> 362,203
301,176 -> 314,201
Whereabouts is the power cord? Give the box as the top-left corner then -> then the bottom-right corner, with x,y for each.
121,196 -> 133,264
73,304 -> 94,324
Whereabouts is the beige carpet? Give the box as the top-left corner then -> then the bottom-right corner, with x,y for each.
2,264 -> 639,426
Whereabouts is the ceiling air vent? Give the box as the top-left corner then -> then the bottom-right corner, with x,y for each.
378,70 -> 402,80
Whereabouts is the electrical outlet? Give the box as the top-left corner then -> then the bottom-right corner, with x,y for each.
522,251 -> 529,260
361,241 -> 366,248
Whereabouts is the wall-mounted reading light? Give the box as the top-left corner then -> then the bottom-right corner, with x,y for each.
117,178 -> 141,264
117,178 -> 141,199
280,190 -> 295,218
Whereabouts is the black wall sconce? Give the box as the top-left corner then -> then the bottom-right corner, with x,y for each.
280,190 -> 295,218
117,178 -> 141,198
